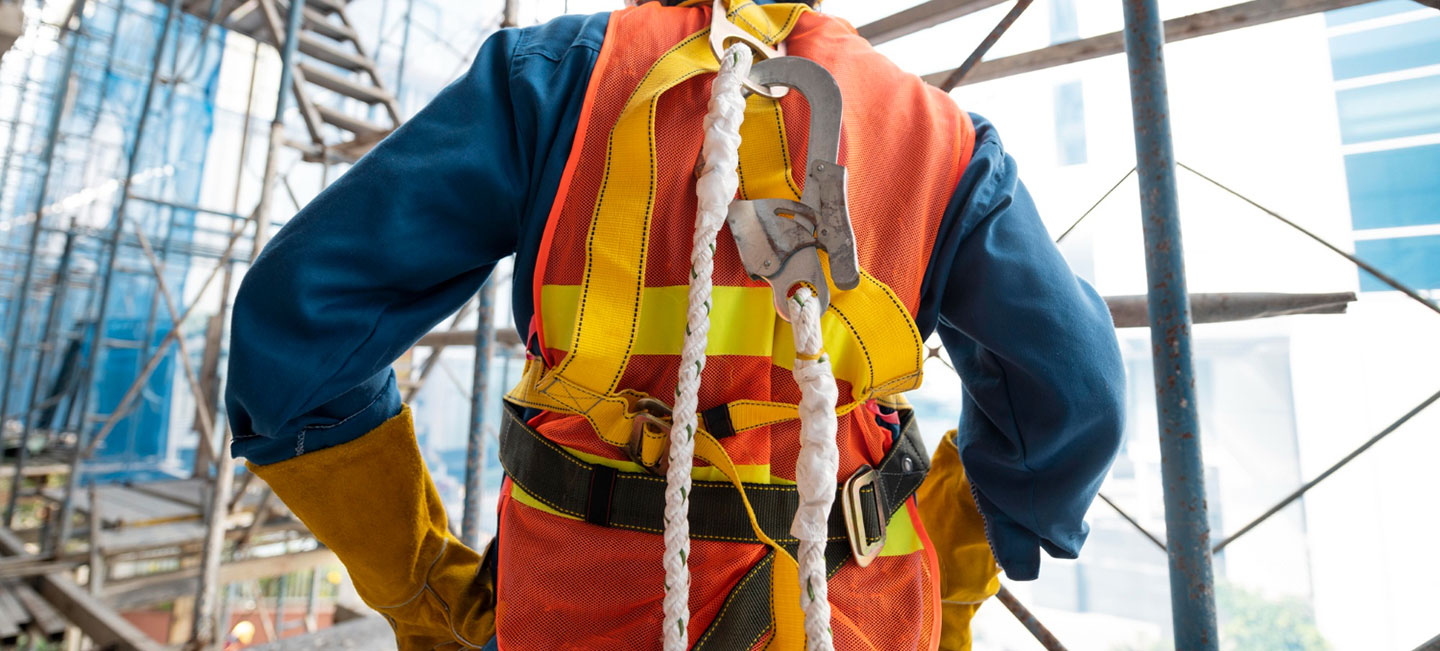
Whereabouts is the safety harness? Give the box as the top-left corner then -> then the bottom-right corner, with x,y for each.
499,1 -> 946,648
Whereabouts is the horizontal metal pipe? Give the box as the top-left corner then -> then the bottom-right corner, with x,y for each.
1106,292 -> 1355,328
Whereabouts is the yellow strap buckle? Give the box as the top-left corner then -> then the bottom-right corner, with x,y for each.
841,464 -> 887,568
626,397 -> 673,475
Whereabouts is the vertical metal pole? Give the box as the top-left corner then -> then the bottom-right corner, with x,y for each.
217,583 -> 236,646
195,2 -> 304,644
0,0 -> 88,525
0,0 -> 64,242
370,0 -> 390,123
129,0 -> 189,467
393,0 -> 414,106
53,0 -> 185,554
502,0 -> 520,27
5,228 -> 76,524
87,481 -> 103,595
1120,1 -> 1218,649
253,0 -> 307,255
72,0 -> 130,253
304,569 -> 320,633
461,279 -> 497,547
0,10 -> 45,246
273,573 -> 288,639
193,40 -> 259,480
192,429 -> 235,648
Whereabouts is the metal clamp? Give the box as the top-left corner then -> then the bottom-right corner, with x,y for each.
709,0 -> 788,99
725,56 -> 858,319
841,464 -> 886,567
626,397 -> 673,475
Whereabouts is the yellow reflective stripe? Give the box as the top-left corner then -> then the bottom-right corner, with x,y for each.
879,501 -> 923,557
542,285 -> 778,357
541,280 -> 922,403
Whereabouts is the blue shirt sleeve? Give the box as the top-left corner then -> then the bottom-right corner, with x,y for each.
226,14 -> 608,465
918,114 -> 1126,581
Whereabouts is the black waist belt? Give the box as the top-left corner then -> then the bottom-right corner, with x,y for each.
497,400 -> 929,551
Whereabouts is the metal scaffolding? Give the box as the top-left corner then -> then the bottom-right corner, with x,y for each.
0,0 -> 1432,649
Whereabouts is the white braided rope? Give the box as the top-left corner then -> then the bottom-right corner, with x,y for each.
787,286 -> 839,651
664,43 -> 752,651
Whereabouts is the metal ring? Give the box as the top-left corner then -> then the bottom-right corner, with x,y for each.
710,0 -> 790,99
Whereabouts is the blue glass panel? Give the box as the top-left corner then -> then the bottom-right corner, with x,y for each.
1344,144 -> 1440,229
1326,0 -> 1425,26
1050,0 -> 1078,43
1336,75 -> 1440,144
1328,17 -> 1440,80
1054,81 -> 1087,166
1355,235 -> 1440,291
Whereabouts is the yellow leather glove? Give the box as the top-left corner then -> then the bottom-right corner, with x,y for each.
249,406 -> 496,650
915,430 -> 1002,651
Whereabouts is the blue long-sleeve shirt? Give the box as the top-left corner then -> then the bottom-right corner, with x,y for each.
225,9 -> 1125,581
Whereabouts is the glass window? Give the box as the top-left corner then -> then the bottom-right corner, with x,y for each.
1326,0 -> 1427,26
1328,17 -> 1440,80
1049,0 -> 1078,43
1335,74 -> 1440,144
1355,235 -> 1440,291
1344,143 -> 1440,229
1054,81 -> 1087,166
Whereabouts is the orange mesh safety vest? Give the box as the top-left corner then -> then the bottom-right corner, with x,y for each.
499,2 -> 974,648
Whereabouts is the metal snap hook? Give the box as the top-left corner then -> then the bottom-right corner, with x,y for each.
724,56 -> 860,319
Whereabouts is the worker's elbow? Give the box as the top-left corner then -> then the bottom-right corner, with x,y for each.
1084,337 -> 1128,465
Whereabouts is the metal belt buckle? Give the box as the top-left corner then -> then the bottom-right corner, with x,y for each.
841,464 -> 886,567
626,397 -> 673,475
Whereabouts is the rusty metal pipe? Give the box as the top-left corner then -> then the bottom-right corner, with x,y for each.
1106,291 -> 1355,328
1121,0 -> 1218,647
993,586 -> 1068,651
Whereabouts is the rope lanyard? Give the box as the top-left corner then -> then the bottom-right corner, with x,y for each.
663,42 -> 752,651
668,42 -> 839,651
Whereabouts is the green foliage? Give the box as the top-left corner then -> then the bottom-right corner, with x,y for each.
1218,583 -> 1331,651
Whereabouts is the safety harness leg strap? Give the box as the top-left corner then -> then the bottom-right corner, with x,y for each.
693,539 -> 854,650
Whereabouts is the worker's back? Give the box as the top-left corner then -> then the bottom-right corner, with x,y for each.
499,2 -> 971,647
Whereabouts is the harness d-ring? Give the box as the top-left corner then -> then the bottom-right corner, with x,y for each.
725,56 -> 858,319
709,0 -> 788,99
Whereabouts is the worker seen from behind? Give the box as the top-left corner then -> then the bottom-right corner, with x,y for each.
225,0 -> 1126,648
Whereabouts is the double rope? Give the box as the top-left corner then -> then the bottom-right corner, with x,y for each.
665,43 -> 838,651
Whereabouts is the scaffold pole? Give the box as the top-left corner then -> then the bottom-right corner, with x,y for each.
52,0 -> 185,552
462,278 -> 497,548
1120,0 -> 1218,648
